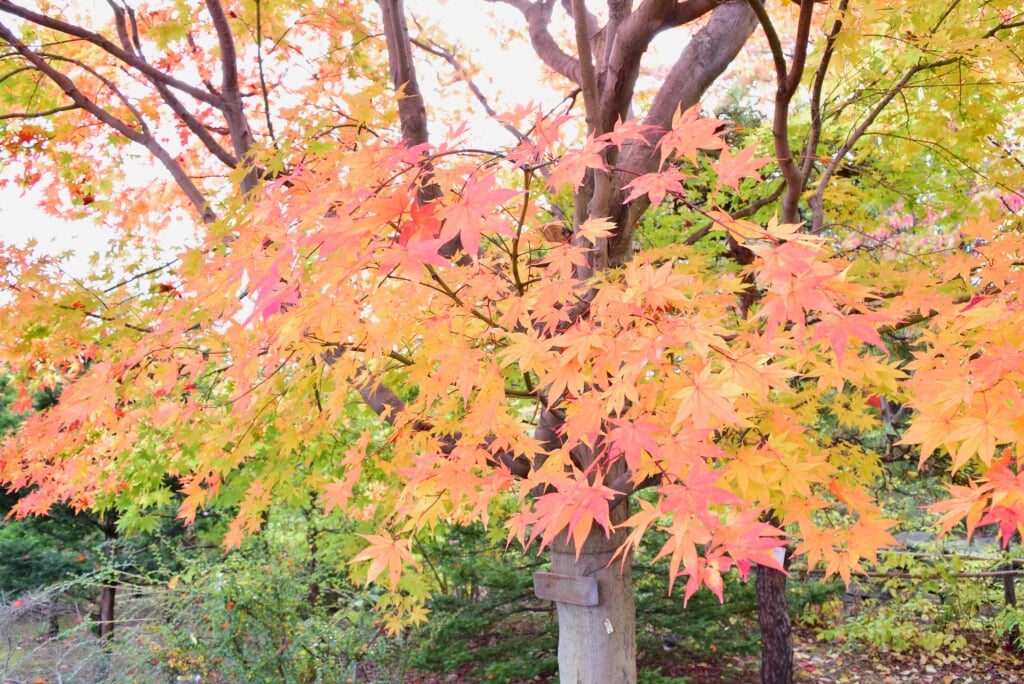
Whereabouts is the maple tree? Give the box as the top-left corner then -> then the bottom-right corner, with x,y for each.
1,1 -> 1023,683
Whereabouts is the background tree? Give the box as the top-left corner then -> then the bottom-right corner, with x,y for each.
2,2 -> 1023,683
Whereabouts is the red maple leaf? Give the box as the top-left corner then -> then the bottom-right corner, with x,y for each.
713,144 -> 771,192
623,168 -> 690,207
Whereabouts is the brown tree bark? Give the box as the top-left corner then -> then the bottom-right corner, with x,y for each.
98,584 -> 116,640
756,562 -> 792,684
96,513 -> 118,640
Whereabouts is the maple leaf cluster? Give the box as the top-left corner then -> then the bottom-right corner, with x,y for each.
0,59 -> 1022,616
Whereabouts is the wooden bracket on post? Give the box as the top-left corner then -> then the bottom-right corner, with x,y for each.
533,571 -> 599,607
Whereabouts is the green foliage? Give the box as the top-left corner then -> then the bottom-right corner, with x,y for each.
407,523 -> 557,681
996,605 -> 1024,651
147,528 -> 410,683
408,522 -> 842,680
0,377 -> 19,435
0,516 -> 99,596
822,597 -> 967,653
819,548 -> 1012,652
634,563 -> 759,660
636,667 -> 690,684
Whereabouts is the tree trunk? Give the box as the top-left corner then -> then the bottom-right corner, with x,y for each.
1003,564 -> 1020,652
97,512 -> 118,640
1002,532 -> 1021,652
98,583 -> 116,640
756,562 -> 792,684
550,525 -> 636,684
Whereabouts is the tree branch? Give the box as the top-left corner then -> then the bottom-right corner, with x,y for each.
571,0 -> 600,135
0,103 -> 77,119
254,0 -> 277,142
661,0 -> 724,31
410,34 -> 530,145
745,0 -> 787,84
747,0 -> 815,223
0,0 -> 222,107
377,0 -> 443,207
0,22 -> 215,222
609,0 -> 759,265
204,0 -> 257,193
487,0 -> 582,84
105,0 -> 239,169
596,0 -> 675,133
802,0 -> 848,189
809,57 -> 958,232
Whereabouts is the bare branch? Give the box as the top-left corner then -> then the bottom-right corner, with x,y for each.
254,0 -> 276,142
0,103 -> 77,119
102,259 -> 180,294
105,0 -> 133,53
598,0 -> 630,77
928,0 -> 961,35
42,51 -> 150,131
561,0 -> 599,44
101,0 -> 239,169
801,0 -> 849,197
745,0 -> 787,84
747,0 -> 815,222
571,0 -> 600,134
661,0 -> 724,30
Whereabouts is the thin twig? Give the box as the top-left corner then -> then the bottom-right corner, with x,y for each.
254,0 -> 276,142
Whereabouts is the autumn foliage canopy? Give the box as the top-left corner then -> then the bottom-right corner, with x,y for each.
1,0 -> 1023,631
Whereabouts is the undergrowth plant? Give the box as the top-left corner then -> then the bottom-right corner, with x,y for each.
820,547 -> 1015,653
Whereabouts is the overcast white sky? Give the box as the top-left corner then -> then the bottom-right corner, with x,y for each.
0,184 -> 100,269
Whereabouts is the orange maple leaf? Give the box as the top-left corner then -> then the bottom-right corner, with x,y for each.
657,103 -> 725,166
607,418 -> 662,473
350,533 -> 418,590
526,477 -> 615,558
438,175 -> 518,256
672,364 -> 745,431
598,117 -> 656,148
11,386 -> 33,414
927,480 -> 993,539
547,134 -> 608,191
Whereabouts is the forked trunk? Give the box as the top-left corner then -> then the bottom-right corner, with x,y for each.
550,524 -> 636,684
